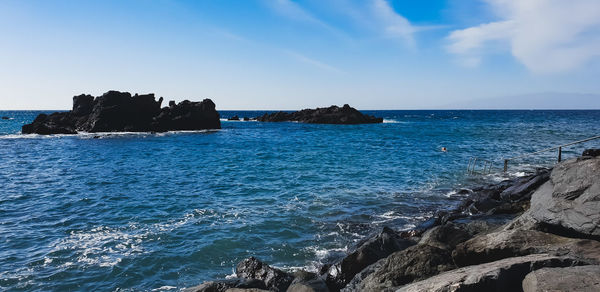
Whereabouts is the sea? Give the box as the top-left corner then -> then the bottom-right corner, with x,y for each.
1,110 -> 599,291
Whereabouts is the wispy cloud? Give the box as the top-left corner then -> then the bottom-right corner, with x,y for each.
264,0 -> 337,32
285,50 -> 346,74
370,0 -> 417,47
447,0 -> 600,73
265,0 -> 435,48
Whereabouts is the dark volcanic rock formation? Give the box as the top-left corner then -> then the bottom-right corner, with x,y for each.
256,104 -> 383,124
236,257 -> 294,292
22,91 -> 220,134
323,227 -> 415,291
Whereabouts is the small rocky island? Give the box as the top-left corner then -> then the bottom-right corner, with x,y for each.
187,150 -> 600,292
22,91 -> 221,134
256,104 -> 383,124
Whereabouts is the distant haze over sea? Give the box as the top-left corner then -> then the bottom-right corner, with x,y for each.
440,92 -> 600,110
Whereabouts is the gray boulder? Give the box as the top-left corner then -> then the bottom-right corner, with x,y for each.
522,265 -> 600,292
236,257 -> 294,292
522,157 -> 600,239
348,244 -> 454,291
397,254 -> 586,292
452,228 -> 591,267
184,279 -> 267,292
323,227 -> 415,291
286,271 -> 329,292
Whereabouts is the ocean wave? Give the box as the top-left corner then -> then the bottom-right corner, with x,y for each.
0,129 -> 220,139
45,209 -> 219,268
382,119 -> 409,124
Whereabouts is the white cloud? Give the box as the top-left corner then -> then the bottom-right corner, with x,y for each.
266,0 -> 425,47
370,0 -> 417,47
447,0 -> 600,73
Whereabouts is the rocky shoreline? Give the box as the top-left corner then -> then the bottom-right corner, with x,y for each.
187,150 -> 600,292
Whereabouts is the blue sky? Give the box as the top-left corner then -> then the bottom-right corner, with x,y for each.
1,0 -> 600,109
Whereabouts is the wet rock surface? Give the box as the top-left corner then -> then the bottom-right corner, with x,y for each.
236,257 -> 294,292
256,104 -> 382,124
22,91 -> 220,134
323,226 -> 415,291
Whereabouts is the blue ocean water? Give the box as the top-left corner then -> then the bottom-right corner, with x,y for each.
0,110 -> 599,291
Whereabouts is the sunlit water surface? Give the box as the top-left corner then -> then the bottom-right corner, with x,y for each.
1,110 -> 599,291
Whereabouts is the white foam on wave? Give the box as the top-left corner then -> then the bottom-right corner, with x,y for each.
0,129 -> 220,140
151,286 -> 178,291
382,119 -> 409,124
45,209 -> 220,268
305,245 -> 348,260
444,190 -> 458,198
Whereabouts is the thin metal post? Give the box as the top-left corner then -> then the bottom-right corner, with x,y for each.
503,159 -> 508,172
558,146 -> 562,162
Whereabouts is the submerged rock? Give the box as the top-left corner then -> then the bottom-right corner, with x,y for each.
256,104 -> 382,124
22,91 -> 220,134
228,115 -> 240,121
1,116 -> 10,120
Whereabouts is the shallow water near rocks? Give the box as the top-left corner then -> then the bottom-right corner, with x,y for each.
1,110 -> 599,291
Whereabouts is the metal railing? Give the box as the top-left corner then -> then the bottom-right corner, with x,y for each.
503,135 -> 600,172
467,157 -> 494,175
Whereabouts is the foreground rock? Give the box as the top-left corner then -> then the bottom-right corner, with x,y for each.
256,105 -> 382,124
516,156 -> 600,239
397,254 -> 586,292
522,265 -> 600,292
323,227 -> 414,291
22,91 -> 220,134
344,221 -> 497,291
236,257 -> 295,292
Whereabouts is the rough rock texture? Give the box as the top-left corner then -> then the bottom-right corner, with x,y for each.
22,91 -> 220,134
351,244 -> 454,291
521,157 -> 600,239
344,221 -> 495,291
396,254 -> 585,292
323,227 -> 414,291
184,279 -> 267,292
225,289 -> 269,292
522,265 -> 600,292
453,229 -> 580,267
256,105 -> 382,124
287,271 -> 329,292
236,257 -> 294,292
419,221 -> 496,250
